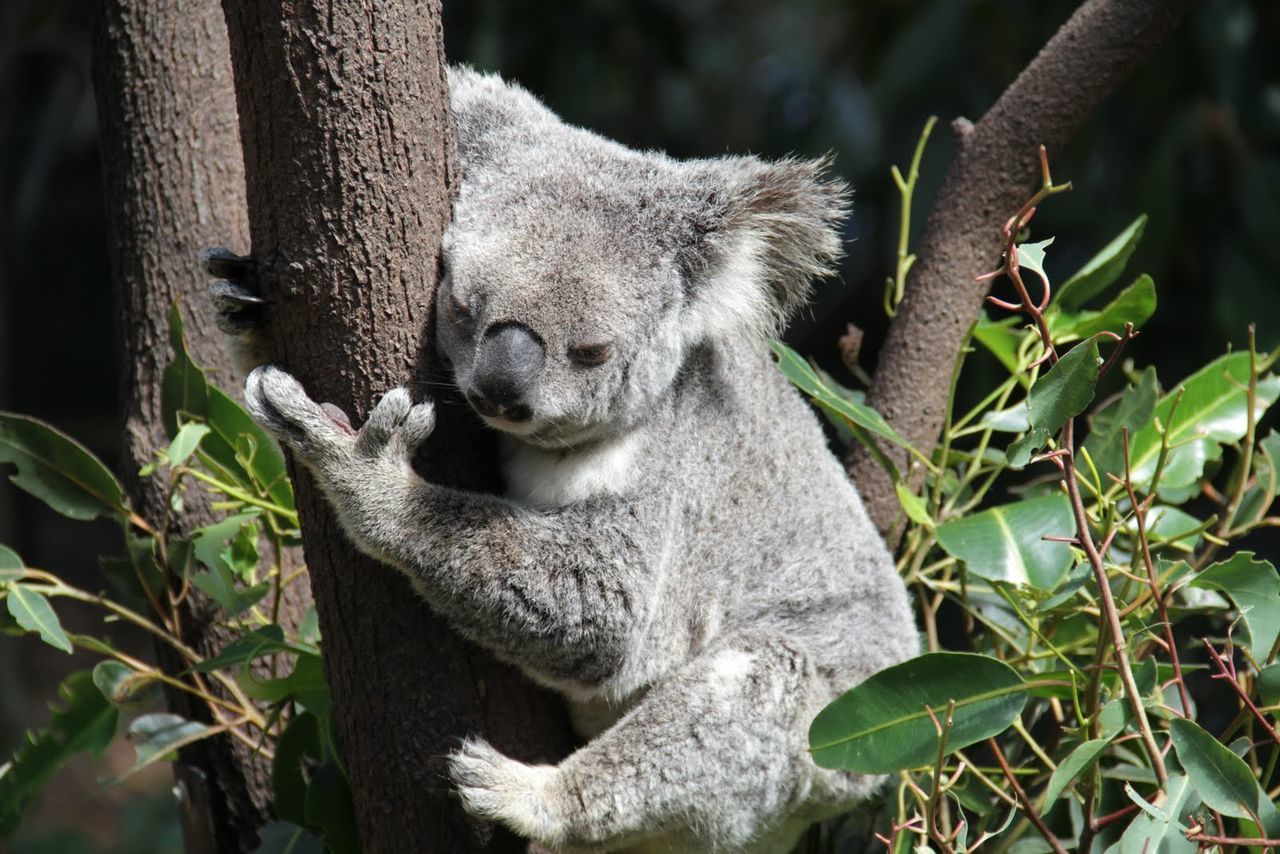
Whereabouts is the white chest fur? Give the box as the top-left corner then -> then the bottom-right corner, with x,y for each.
502,433 -> 642,509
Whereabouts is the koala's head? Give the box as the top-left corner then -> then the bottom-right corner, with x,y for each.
438,70 -> 849,450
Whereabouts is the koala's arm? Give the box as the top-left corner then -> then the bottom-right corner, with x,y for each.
246,366 -> 662,684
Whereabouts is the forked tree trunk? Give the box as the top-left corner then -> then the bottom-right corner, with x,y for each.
218,2 -> 572,850
91,1 -> 288,851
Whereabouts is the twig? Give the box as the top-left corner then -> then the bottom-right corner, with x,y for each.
1122,429 -> 1193,717
988,737 -> 1068,854
1204,638 -> 1280,746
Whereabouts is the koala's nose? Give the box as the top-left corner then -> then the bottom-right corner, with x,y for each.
469,322 -> 544,421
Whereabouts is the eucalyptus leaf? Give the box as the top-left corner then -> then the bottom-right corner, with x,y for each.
1083,366 -> 1159,479
769,340 -> 913,452
1127,352 -> 1280,497
973,315 -> 1025,376
7,586 -> 72,653
1115,773 -> 1197,854
1055,214 -> 1147,311
304,760 -> 359,854
1043,737 -> 1112,807
1007,339 -> 1099,468
936,494 -> 1075,589
1051,275 -> 1156,343
125,713 -> 214,774
0,544 -> 23,581
0,413 -> 129,521
0,671 -> 118,836
809,652 -> 1028,773
1190,552 -> 1280,662
894,483 -> 933,530
1169,718 -> 1280,833
166,423 -> 211,468
92,661 -> 157,707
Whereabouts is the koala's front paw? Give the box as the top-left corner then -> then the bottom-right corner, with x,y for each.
201,247 -> 267,336
245,366 -> 435,483
448,738 -> 561,845
244,366 -> 356,468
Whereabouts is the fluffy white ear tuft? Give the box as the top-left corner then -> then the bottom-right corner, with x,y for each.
678,156 -> 851,343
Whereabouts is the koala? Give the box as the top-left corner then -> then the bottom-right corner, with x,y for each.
205,67 -> 917,853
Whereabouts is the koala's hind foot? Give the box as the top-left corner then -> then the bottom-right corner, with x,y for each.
449,638 -> 869,853
201,247 -> 270,370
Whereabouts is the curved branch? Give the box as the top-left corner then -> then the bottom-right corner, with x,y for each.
848,0 -> 1197,535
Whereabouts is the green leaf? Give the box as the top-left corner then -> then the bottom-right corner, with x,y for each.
894,482 -> 933,530
1043,738 -> 1112,807
1191,552 -> 1280,662
1169,718 -> 1280,833
167,423 -> 211,467
238,653 -> 330,716
1051,275 -> 1156,343
192,511 -> 261,576
809,652 -> 1028,773
1016,238 -> 1054,293
1055,214 -> 1147,311
1084,367 -> 1159,480
1127,352 -> 1280,497
205,385 -> 294,514
0,671 -> 118,836
162,307 -> 210,438
935,494 -> 1076,589
1258,664 -> 1280,709
273,712 -> 322,826
1115,773 -> 1197,854
92,661 -> 158,707
7,586 -> 72,654
0,544 -> 23,582
192,563 -> 270,617
1007,339 -> 1099,468
304,760 -> 359,854
769,340 -> 914,452
0,413 -> 129,521
124,713 -> 214,775
192,625 -> 316,673
973,315 -> 1024,376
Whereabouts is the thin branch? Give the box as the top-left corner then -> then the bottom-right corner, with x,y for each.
988,737 -> 1068,854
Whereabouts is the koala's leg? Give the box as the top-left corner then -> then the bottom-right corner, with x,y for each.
450,637 -> 871,853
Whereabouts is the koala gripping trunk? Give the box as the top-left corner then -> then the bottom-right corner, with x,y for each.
218,2 -> 571,850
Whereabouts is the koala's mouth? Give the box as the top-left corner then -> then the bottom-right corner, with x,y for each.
478,411 -> 541,437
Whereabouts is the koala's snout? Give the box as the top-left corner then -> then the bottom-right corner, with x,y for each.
467,322 -> 545,423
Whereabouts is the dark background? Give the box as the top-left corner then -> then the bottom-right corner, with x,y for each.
1,0 -> 1277,849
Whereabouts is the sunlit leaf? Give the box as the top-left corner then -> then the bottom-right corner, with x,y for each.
1127,352 -> 1280,497
0,544 -> 23,582
1190,552 -> 1280,662
895,482 -> 933,530
936,494 -> 1075,589
1115,773 -> 1197,854
1007,339 -> 1099,468
1051,275 -> 1156,344
973,315 -> 1024,376
167,423 -> 211,468
769,340 -> 914,451
1055,214 -> 1147,311
0,413 -> 128,521
810,653 -> 1028,773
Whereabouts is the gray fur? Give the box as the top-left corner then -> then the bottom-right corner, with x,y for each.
232,67 -> 917,853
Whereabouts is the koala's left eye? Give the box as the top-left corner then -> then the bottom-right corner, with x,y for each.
568,342 -> 612,367
448,294 -> 473,324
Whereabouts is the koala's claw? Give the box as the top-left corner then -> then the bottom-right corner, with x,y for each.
356,388 -> 436,458
200,246 -> 254,280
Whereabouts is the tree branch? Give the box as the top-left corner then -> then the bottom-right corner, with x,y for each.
848,0 -> 1197,535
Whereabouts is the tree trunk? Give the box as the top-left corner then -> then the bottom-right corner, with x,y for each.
218,2 -> 573,851
848,0 -> 1196,535
90,1 -> 295,851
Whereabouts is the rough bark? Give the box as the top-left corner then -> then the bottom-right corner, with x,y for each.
91,1 -> 292,852
218,2 -> 573,851
849,0 -> 1197,535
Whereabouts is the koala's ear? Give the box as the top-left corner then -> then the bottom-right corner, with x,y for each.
677,155 -> 850,342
